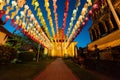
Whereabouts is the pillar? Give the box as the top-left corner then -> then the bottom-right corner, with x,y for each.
101,21 -> 108,32
96,25 -> 101,38
91,29 -> 96,41
107,0 -> 120,29
109,18 -> 114,30
93,27 -> 99,40
89,30 -> 94,41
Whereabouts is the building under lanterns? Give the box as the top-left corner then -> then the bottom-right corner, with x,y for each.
44,29 -> 78,57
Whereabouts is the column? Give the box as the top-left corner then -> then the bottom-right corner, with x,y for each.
107,0 -> 120,29
96,25 -> 101,38
109,18 -> 114,30
91,29 -> 96,41
89,30 -> 94,41
102,21 -> 108,32
93,28 -> 98,40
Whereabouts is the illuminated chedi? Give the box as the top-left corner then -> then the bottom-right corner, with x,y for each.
44,29 -> 77,57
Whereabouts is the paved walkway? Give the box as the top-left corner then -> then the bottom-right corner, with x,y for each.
34,58 -> 78,80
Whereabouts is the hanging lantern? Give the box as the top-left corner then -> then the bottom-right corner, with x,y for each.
20,11 -> 25,18
10,19 -> 15,26
88,10 -> 93,18
0,0 -> 5,10
92,3 -> 99,11
17,25 -> 22,30
4,15 -> 10,23
77,28 -> 81,32
0,10 -> 5,19
15,16 -> 19,24
84,17 -> 89,23
13,22 -> 17,27
87,0 -> 92,6
24,5 -> 29,14
81,21 -> 86,27
6,0 -> 10,5
34,1 -> 39,10
5,6 -> 10,14
17,0 -> 26,8
27,9 -> 32,17
11,1 -> 17,9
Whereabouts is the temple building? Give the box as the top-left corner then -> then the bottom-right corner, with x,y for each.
88,0 -> 120,50
88,0 -> 120,60
44,29 -> 78,57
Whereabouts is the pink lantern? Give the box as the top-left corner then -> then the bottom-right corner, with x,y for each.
92,3 -> 99,11
77,28 -> 81,32
81,21 -> 86,27
88,10 -> 93,18
84,17 -> 89,23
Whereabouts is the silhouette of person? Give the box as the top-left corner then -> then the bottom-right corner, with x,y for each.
94,45 -> 100,70
79,47 -> 85,68
94,45 -> 100,60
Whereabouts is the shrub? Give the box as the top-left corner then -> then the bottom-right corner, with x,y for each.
0,46 -> 17,64
18,52 -> 35,62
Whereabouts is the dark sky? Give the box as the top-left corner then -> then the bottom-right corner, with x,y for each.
3,0 -> 92,48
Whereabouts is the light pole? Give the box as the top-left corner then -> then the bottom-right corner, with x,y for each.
37,44 -> 40,63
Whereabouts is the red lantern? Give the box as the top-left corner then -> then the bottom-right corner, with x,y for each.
65,0 -> 69,12
0,10 -> 5,19
13,22 -> 17,27
4,15 -> 10,23
17,25 -> 21,30
10,19 -> 15,26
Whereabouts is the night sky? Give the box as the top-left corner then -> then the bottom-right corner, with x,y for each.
3,0 -> 92,48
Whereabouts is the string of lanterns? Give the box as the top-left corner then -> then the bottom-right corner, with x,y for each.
0,0 -> 53,49
65,0 -> 80,42
44,0 -> 55,37
53,0 -> 59,40
66,0 -> 104,48
32,0 -> 52,41
66,0 -> 92,48
0,0 -> 104,50
62,0 -> 69,38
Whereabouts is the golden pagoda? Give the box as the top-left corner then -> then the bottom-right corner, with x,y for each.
44,29 -> 78,57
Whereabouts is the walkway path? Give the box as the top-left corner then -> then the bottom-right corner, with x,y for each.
34,58 -> 78,80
